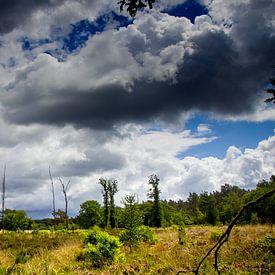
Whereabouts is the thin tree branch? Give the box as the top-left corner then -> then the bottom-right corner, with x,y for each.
177,188 -> 275,275
1,165 -> 6,231
59,178 -> 70,229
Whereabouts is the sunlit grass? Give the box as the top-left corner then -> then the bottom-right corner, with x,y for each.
0,224 -> 274,274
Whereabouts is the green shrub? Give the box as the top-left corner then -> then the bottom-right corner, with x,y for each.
119,225 -> 157,248
251,212 -> 259,224
258,235 -> 275,254
178,223 -> 186,245
80,227 -> 123,268
209,228 -> 224,242
137,225 -> 156,244
119,228 -> 140,248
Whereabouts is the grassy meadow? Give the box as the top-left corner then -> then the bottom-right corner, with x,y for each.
0,224 -> 274,274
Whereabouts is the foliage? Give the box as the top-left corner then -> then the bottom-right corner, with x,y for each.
242,176 -> 275,224
108,180 -> 119,228
3,209 -> 32,231
265,66 -> 275,103
148,174 -> 162,227
119,227 -> 141,248
0,225 -> 274,274
99,178 -> 118,228
121,194 -> 143,229
250,212 -> 259,224
99,178 -> 109,228
136,225 -> 156,243
258,234 -> 275,254
209,228 -> 224,242
119,225 -> 156,250
80,226 -> 122,268
178,223 -> 186,245
118,0 -> 155,17
257,234 -> 275,271
76,200 -> 103,229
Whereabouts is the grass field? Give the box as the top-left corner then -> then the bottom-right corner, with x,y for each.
0,225 -> 274,274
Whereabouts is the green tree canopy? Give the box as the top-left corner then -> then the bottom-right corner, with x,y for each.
148,174 -> 162,227
76,200 -> 103,229
121,194 -> 143,229
3,209 -> 32,231
99,178 -> 118,228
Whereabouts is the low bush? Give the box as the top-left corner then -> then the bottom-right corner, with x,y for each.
119,225 -> 157,248
209,228 -> 224,242
79,227 -> 123,268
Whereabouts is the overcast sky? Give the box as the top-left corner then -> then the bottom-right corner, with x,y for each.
0,0 -> 274,218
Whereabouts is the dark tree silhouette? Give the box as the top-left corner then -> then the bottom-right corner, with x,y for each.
265,66 -> 275,103
99,178 -> 118,228
148,174 -> 162,227
118,0 -> 156,17
108,179 -> 118,228
99,178 -> 109,228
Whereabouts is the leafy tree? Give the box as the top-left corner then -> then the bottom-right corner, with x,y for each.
147,174 -> 162,227
99,178 -> 118,228
199,192 -> 219,225
118,0 -> 156,17
119,194 -> 144,250
108,180 -> 118,228
54,209 -> 68,228
121,194 -> 143,229
243,176 -> 275,224
219,192 -> 244,224
76,200 -> 103,229
186,192 -> 200,215
3,209 -> 32,231
161,201 -> 190,226
138,201 -> 153,226
265,66 -> 275,103
99,178 -> 110,227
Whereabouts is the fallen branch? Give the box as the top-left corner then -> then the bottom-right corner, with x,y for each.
177,188 -> 275,275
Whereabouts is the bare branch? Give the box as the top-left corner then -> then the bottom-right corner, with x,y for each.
49,166 -> 56,221
177,188 -> 275,275
59,177 -> 71,229
1,165 -> 6,230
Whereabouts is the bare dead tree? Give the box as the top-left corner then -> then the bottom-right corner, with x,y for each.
49,166 -> 56,228
1,165 -> 6,231
59,178 -> 70,229
177,188 -> 275,275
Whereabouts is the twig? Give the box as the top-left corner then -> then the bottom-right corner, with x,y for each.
177,188 -> 275,275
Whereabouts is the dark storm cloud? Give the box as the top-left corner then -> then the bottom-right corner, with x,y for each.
60,149 -> 126,177
5,31 -> 274,129
0,0 -> 65,34
2,0 -> 275,129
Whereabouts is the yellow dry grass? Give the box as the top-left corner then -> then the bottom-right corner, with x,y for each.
0,224 -> 274,274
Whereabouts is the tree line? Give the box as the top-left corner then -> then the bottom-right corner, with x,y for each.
0,173 -> 274,231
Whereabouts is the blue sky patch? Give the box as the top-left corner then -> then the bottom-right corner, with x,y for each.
22,37 -> 52,51
21,12 -> 132,61
177,115 -> 275,159
164,0 -> 208,23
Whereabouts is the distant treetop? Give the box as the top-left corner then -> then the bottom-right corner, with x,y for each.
118,0 -> 156,17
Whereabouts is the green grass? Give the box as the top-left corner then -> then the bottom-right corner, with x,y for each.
0,225 -> 274,274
